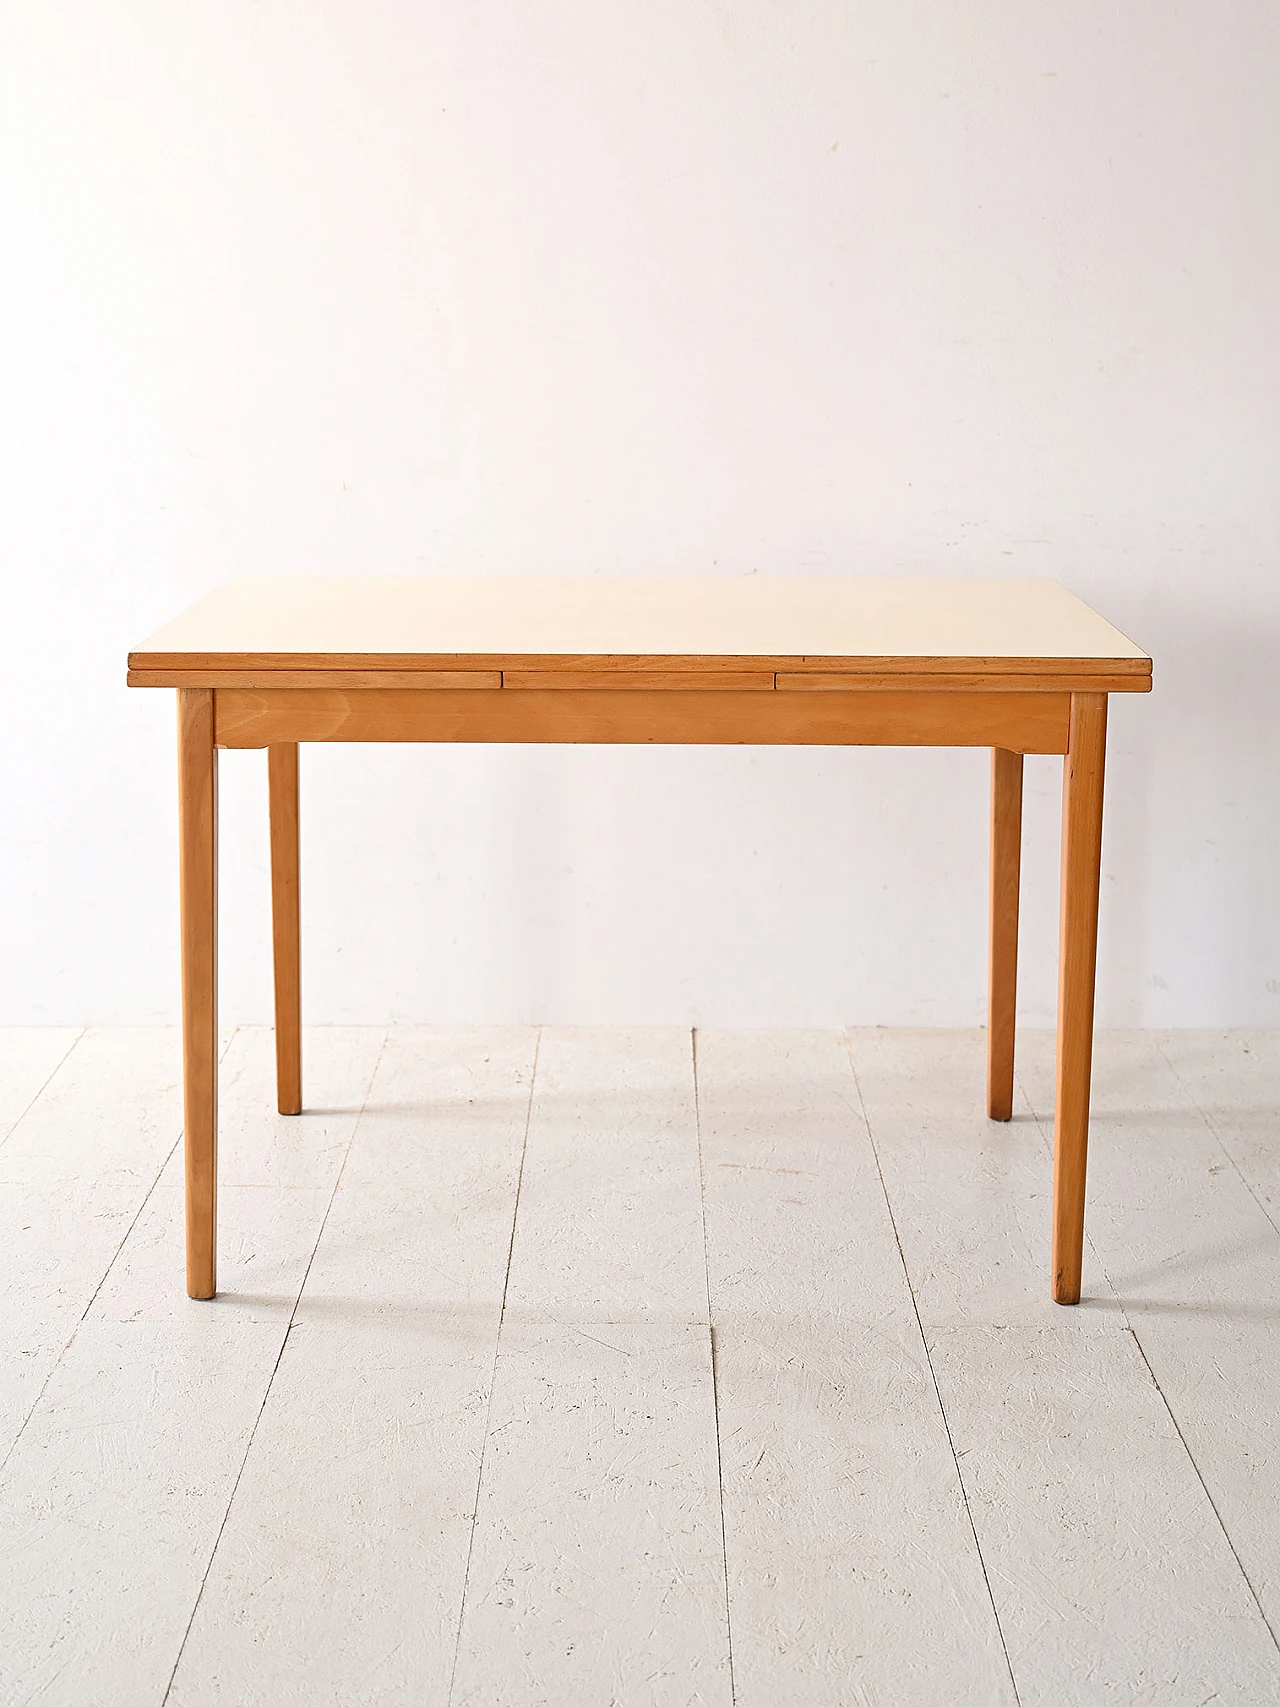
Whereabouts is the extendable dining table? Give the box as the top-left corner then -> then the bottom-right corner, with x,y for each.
128,575 -> 1151,1305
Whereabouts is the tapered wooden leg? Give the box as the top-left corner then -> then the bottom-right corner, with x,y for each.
268,743 -> 302,1116
1052,693 -> 1108,1305
987,748 -> 1023,1121
178,689 -> 218,1299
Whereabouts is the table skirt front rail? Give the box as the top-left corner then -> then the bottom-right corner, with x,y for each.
210,684 -> 1073,753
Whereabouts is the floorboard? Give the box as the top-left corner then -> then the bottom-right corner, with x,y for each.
697,1029 -> 1014,1706
1,1027 -> 1278,1705
852,1027 -> 1280,1705
453,1029 -> 731,1706
1019,1027 -> 1280,1660
168,1028 -> 536,1707
0,1026 -> 382,1707
0,1027 -> 82,1146
1155,1029 -> 1280,1234
452,1319 -> 731,1707
0,1028 -> 184,1461
502,1027 -> 708,1321
0,1317 -> 285,1707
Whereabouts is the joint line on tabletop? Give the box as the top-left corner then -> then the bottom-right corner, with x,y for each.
160,1025 -> 388,1705
842,1031 -> 1023,1707
1019,1062 -> 1280,1656
445,1025 -> 542,1707
1153,1036 -> 1280,1243
692,1027 -> 737,1705
0,1027 -> 85,1157
0,1028 -> 240,1481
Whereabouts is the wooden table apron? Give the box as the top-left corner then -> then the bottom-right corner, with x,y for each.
165,672 -> 1109,1307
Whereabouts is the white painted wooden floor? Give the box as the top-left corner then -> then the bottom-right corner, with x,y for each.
2,1027 -> 1279,1706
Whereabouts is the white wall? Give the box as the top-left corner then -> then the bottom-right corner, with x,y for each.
2,3 -> 1277,1028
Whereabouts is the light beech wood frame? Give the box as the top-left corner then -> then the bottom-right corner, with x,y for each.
987,749 -> 1024,1122
212,686 -> 1071,753
145,579 -> 1146,1307
1053,693 -> 1108,1304
268,743 -> 302,1118
177,689 -> 218,1299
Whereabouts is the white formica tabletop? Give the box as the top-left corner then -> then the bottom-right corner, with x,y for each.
130,576 -> 1151,685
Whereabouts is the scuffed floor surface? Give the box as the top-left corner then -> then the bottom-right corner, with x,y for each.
1,1025 -> 1279,1705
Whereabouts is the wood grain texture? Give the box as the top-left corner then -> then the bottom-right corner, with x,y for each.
0,1318 -> 288,1707
696,1029 -> 1014,1705
0,1029 -> 81,1150
4,1028 -> 1280,1705
169,1029 -> 537,1707
451,1028 -> 730,1703
117,1029 -> 388,1326
173,1309 -> 502,1707
501,667 -> 776,690
452,1320 -> 732,1707
157,1026 -> 386,1191
177,689 -> 218,1300
987,749 -> 1024,1121
314,1027 -> 537,1306
501,1028 -> 707,1321
1053,693 -> 1108,1304
128,575 -> 1152,683
127,668 -> 501,689
0,1029 -> 186,1461
845,1029 -> 1081,1332
94,1183 -> 332,1329
1152,1029 -> 1280,1236
0,1024 -> 380,1707
850,1027 -> 1280,1705
268,744 -> 302,1117
776,668 -> 1147,693
0,1019 -> 376,1707
927,1323 -> 1280,1706
213,685 -> 1072,752
1021,1028 -> 1280,1648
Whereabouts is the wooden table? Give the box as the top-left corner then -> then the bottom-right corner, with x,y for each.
129,576 -> 1151,1305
